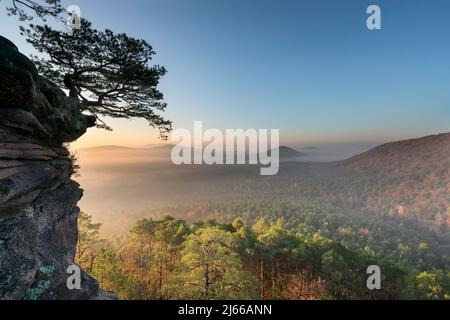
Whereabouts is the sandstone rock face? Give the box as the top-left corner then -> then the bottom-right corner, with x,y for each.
0,35 -> 102,300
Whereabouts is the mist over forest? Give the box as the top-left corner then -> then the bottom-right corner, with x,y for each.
74,143 -> 375,235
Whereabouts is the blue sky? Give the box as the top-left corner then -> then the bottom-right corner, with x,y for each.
1,0 -> 449,148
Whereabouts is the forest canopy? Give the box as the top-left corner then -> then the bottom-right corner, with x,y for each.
77,212 -> 450,300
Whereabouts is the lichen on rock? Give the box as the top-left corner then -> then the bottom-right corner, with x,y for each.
0,35 -> 104,300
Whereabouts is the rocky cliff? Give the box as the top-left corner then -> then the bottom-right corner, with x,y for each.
0,35 -> 104,299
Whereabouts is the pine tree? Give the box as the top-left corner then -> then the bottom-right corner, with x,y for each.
169,226 -> 256,299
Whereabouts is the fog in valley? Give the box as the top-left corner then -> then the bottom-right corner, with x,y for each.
73,143 -> 375,235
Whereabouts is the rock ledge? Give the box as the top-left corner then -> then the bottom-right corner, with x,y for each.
0,35 -> 105,300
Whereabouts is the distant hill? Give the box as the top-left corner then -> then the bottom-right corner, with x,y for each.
148,144 -> 175,151
301,146 -> 321,151
80,145 -> 135,152
336,132 -> 450,222
340,133 -> 450,173
274,146 -> 306,159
